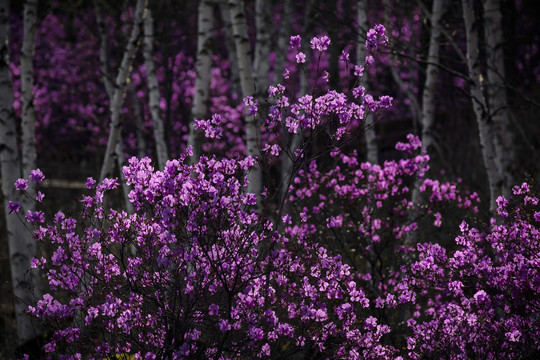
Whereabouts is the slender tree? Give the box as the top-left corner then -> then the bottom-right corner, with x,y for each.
143,7 -> 168,170
94,0 -> 146,213
129,83 -> 147,159
0,0 -> 40,345
462,0 -> 502,212
218,1 -> 240,95
483,0 -> 516,197
253,0 -> 271,96
188,0 -> 213,163
20,0 -> 38,201
407,0 -> 446,210
227,0 -> 262,205
420,0 -> 444,156
99,0 -> 147,181
357,0 -> 378,164
272,0 -> 293,86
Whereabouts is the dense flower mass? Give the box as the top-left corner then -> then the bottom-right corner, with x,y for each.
8,24 -> 540,359
400,184 -> 540,359
18,144 -> 539,359
21,152 -> 401,359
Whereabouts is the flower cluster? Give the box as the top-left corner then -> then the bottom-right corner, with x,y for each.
20,151 -> 403,359
400,184 -> 540,359
285,134 -> 479,309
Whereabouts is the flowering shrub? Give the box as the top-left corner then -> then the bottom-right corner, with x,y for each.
16,150 -> 403,359
10,22 -> 540,359
400,183 -> 540,359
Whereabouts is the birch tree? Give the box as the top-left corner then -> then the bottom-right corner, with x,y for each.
0,0 -> 40,345
419,0 -> 444,155
253,0 -> 271,96
462,0 -> 502,212
483,0 -> 516,196
408,0 -> 445,209
143,7 -> 168,170
188,0 -> 213,163
99,0 -> 147,181
129,83 -> 147,159
21,0 -> 38,202
227,0 -> 262,204
357,0 -> 378,164
272,0 -> 293,85
218,2 -> 240,96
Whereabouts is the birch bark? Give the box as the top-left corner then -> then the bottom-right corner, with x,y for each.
357,0 -> 378,164
483,0 -> 515,196
218,2 -> 240,95
188,0 -> 213,163
420,0 -> 444,154
143,8 -> 168,170
410,0 -> 445,208
253,0 -> 271,96
462,0 -> 502,212
21,0 -> 38,199
129,83 -> 147,159
272,0 -> 293,85
94,0 -> 144,213
99,0 -> 147,181
227,0 -> 262,204
0,0 -> 40,344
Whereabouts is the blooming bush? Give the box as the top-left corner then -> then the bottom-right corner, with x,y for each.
17,151 -> 401,359
9,23 -> 540,360
400,183 -> 540,359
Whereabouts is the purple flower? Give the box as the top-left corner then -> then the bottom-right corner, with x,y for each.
15,178 -> 28,190
30,169 -> 45,183
365,55 -> 374,65
505,328 -> 522,342
86,177 -> 96,189
378,95 -> 393,108
289,35 -> 301,49
261,343 -> 270,356
353,86 -> 365,99
295,52 -> 306,63
26,210 -> 45,223
248,326 -> 264,340
310,35 -> 331,52
8,201 -> 21,213
36,191 -> 45,203
283,68 -> 290,79
208,303 -> 219,316
339,49 -> 350,62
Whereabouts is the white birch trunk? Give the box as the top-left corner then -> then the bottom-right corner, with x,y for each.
462,0 -> 502,212
420,0 -> 444,154
218,2 -> 240,96
483,0 -> 515,196
20,0 -> 38,200
129,83 -> 146,159
409,0 -> 445,209
0,0 -> 40,344
357,0 -> 378,164
272,0 -> 293,85
227,0 -> 262,204
93,0 -> 114,99
94,0 -> 142,214
143,8 -> 168,170
253,0 -> 271,96
188,0 -> 213,163
99,0 -> 147,181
